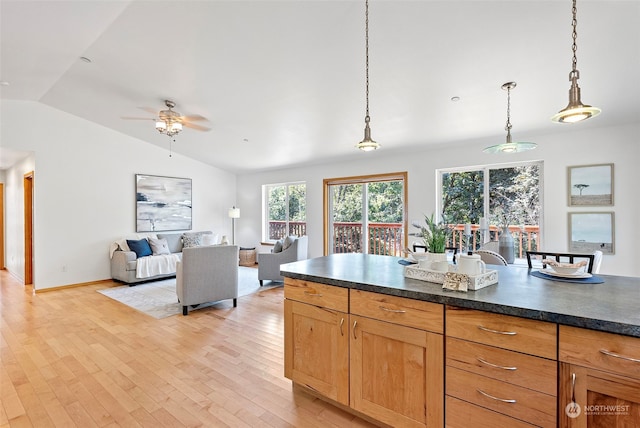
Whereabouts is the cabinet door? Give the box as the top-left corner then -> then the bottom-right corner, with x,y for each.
559,363 -> 640,428
350,314 -> 443,428
284,299 -> 349,405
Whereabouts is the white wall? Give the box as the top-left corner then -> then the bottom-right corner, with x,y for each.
1,100 -> 237,290
237,123 -> 640,277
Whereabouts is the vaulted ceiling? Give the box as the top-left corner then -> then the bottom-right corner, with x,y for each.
1,1 -> 639,173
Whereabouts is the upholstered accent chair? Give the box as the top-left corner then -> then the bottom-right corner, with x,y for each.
176,245 -> 238,315
258,236 -> 308,286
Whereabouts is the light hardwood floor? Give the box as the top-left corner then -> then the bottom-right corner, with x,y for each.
0,270 -> 375,427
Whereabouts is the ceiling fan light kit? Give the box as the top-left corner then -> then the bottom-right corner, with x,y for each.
551,0 -> 601,123
155,100 -> 184,137
483,82 -> 536,154
356,0 -> 380,152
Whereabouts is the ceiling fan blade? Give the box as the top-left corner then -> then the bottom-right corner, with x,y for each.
183,122 -> 211,132
180,114 -> 208,122
121,116 -> 154,120
138,106 -> 159,115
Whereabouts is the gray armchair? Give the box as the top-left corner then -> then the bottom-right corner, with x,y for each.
258,236 -> 308,286
176,245 -> 239,315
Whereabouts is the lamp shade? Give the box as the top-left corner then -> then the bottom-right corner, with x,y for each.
228,207 -> 240,219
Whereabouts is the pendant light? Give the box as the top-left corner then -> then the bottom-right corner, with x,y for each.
483,82 -> 536,154
356,0 -> 380,151
551,0 -> 601,123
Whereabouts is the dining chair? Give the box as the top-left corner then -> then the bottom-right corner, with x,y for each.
526,251 -> 596,273
475,250 -> 508,266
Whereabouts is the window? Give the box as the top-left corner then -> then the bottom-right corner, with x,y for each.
263,182 -> 306,241
324,172 -> 407,256
437,161 -> 542,258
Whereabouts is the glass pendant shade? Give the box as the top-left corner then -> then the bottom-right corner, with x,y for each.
483,81 -> 536,154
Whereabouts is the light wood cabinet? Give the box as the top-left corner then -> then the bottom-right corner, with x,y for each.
350,290 -> 444,428
284,280 -> 349,405
559,325 -> 640,428
446,307 -> 557,427
284,281 -> 443,427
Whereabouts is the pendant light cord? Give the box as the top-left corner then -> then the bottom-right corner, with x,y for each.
570,0 -> 579,78
364,0 -> 370,123
505,86 -> 512,133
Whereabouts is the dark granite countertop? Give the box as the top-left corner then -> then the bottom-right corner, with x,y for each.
280,253 -> 640,338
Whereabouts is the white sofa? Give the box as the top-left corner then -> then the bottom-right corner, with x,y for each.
110,231 -> 217,284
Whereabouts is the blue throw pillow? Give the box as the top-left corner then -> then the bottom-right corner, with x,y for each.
126,238 -> 153,258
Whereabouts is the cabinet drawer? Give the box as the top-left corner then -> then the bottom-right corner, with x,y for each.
446,337 -> 557,395
447,366 -> 556,427
446,306 -> 557,359
559,325 -> 640,379
284,278 -> 348,312
446,396 -> 538,428
350,289 -> 443,333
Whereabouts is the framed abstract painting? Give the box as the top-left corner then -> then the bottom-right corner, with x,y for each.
135,174 -> 192,232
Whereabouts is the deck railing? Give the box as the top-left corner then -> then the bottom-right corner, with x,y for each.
268,221 -> 307,240
269,221 -> 540,259
332,222 -> 404,256
448,224 -> 540,259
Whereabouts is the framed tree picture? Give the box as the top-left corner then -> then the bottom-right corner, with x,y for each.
136,174 -> 192,232
568,163 -> 614,206
568,212 -> 614,255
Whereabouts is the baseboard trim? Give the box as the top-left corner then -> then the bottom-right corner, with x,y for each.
35,279 -> 113,293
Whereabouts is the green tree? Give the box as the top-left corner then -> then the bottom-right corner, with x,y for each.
442,170 -> 484,224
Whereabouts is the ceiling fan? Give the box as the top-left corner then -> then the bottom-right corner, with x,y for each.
123,99 -> 211,136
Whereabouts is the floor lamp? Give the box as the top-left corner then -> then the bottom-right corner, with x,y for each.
228,206 -> 240,245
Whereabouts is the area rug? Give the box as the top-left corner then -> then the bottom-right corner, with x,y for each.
97,266 -> 280,319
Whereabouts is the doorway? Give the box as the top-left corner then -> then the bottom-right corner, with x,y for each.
24,171 -> 33,286
0,182 -> 4,270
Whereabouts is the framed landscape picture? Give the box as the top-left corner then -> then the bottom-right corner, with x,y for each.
568,163 -> 613,206
568,212 -> 614,255
136,174 -> 192,232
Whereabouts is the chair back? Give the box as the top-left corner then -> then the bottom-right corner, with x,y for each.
526,250 -> 596,273
592,250 -> 603,273
475,250 -> 508,266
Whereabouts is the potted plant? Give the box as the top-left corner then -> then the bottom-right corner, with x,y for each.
424,213 -> 447,252
414,213 -> 449,263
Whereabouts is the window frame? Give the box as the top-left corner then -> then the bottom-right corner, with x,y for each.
436,160 -> 544,252
323,172 -> 408,256
262,181 -> 306,243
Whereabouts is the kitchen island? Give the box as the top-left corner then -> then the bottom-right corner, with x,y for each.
281,254 -> 640,428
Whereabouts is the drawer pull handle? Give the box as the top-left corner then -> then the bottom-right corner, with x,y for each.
303,291 -> 323,297
477,389 -> 517,404
600,349 -> 640,363
477,357 -> 517,371
477,325 -> 517,336
353,320 -> 358,339
379,306 -> 406,314
340,318 -> 344,336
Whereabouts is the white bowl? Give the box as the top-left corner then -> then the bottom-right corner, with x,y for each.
549,264 -> 582,275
